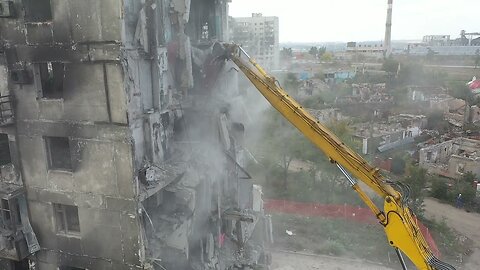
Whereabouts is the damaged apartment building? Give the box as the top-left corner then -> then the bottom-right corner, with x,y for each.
0,0 -> 271,269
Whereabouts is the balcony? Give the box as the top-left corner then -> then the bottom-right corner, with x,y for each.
0,182 -> 39,261
0,95 -> 14,126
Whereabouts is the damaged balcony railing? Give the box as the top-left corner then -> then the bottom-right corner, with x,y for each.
0,182 -> 39,260
0,95 -> 14,126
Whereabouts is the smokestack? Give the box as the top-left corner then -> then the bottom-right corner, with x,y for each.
384,0 -> 393,57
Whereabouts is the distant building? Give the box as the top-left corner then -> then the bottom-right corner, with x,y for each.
419,138 -> 480,179
422,35 -> 451,46
346,41 -> 384,58
229,13 -> 279,69
353,122 -> 422,155
407,31 -> 480,55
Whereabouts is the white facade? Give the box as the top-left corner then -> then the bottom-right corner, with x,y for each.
229,13 -> 279,69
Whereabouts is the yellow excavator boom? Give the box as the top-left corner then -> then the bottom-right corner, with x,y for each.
220,43 -> 455,270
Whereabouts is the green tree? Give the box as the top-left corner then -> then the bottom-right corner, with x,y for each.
431,178 -> 449,200
321,52 -> 333,62
382,57 -> 400,74
455,172 -> 477,206
448,81 -> 473,103
318,46 -> 327,57
391,155 -> 406,175
309,46 -> 318,57
401,166 -> 428,216
261,111 -> 310,191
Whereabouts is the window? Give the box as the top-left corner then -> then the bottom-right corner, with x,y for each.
23,0 -> 52,22
59,266 -> 86,270
0,199 -> 11,229
456,163 -> 465,174
54,204 -> 80,235
0,134 -> 11,166
38,62 -> 64,99
426,151 -> 432,161
0,197 -> 22,231
45,137 -> 72,171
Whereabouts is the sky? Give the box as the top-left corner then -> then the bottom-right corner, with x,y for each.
228,0 -> 479,43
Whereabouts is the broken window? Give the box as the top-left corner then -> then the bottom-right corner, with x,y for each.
45,137 -> 72,171
54,204 -> 80,235
0,197 -> 21,231
457,163 -> 465,174
23,0 -> 52,22
0,134 -> 11,166
0,199 -> 11,229
38,62 -> 64,99
426,151 -> 432,161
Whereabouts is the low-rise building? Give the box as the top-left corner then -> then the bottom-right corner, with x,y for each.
419,138 -> 480,179
353,123 -> 422,155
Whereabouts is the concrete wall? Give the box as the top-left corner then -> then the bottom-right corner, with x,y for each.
0,0 -> 142,269
419,138 -> 480,179
0,0 -> 122,46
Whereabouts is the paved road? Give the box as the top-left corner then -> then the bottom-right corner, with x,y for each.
271,250 -> 394,270
351,62 -> 478,69
424,198 -> 480,270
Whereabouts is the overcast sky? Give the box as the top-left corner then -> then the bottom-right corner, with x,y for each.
229,0 -> 479,43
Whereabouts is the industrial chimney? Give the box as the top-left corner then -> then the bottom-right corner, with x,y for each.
384,0 -> 393,57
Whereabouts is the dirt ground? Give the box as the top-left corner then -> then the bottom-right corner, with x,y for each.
424,198 -> 480,270
270,250 -> 394,270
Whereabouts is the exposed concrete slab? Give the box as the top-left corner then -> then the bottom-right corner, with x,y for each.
18,136 -> 48,189
105,197 -> 136,213
51,0 -> 72,43
27,201 -> 56,250
47,170 -> 75,192
0,20 -> 26,45
13,81 -> 41,121
38,99 -> 65,121
69,0 -> 102,42
63,63 -> 110,122
73,140 -> 118,196
106,63 -> 128,124
25,23 -> 54,45
16,121 -> 130,141
81,224 -> 124,261
120,213 -> 141,265
114,142 -> 136,198
99,0 -> 122,41
56,235 -> 82,255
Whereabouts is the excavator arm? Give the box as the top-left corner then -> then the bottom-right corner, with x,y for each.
220,43 -> 455,270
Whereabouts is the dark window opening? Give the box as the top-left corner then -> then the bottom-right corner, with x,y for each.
59,266 -> 86,270
0,199 -> 11,227
45,137 -> 72,171
23,0 -> 52,22
54,204 -> 80,235
426,151 -> 432,161
161,112 -> 169,128
39,62 -> 64,99
0,197 -> 21,230
0,134 -> 11,166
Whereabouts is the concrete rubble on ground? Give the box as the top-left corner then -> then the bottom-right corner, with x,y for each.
419,137 -> 480,179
